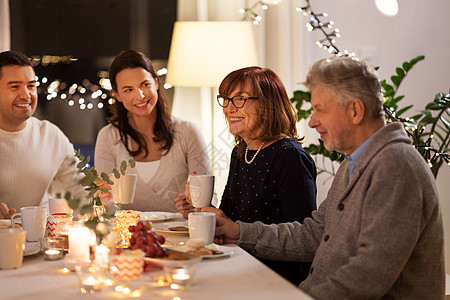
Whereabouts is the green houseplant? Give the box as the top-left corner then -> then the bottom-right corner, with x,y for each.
290,56 -> 450,180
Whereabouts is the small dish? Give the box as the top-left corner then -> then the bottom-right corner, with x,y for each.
139,212 -> 177,222
153,222 -> 189,236
167,245 -> 234,259
143,249 -> 201,268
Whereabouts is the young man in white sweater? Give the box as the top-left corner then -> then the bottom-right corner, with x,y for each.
0,50 -> 84,218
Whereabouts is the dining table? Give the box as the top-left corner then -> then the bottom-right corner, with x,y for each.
0,212 -> 313,300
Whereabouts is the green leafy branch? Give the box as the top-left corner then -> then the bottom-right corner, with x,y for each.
381,56 -> 449,177
58,150 -> 136,243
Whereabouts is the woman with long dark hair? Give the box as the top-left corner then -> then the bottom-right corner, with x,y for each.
95,50 -> 210,212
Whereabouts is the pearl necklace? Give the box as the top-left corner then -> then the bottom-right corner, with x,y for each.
244,142 -> 265,164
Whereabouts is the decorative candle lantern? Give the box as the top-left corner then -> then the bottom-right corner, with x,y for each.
113,210 -> 140,247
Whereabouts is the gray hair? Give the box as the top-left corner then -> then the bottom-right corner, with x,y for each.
305,56 -> 384,120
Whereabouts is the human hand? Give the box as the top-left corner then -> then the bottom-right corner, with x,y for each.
184,182 -> 192,205
0,202 -> 16,219
214,217 -> 240,245
174,193 -> 194,219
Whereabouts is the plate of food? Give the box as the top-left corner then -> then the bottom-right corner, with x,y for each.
139,212 -> 177,222
169,239 -> 234,259
153,222 -> 189,235
143,249 -> 201,268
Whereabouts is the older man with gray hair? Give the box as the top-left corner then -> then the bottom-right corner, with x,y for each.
214,56 -> 445,299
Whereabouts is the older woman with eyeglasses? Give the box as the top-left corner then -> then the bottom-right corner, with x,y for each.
175,66 -> 317,285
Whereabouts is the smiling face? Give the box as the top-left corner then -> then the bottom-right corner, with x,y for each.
308,84 -> 356,154
113,67 -> 158,120
223,81 -> 262,145
0,65 -> 37,131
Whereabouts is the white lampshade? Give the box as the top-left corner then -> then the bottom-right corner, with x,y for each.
166,21 -> 259,87
375,0 -> 399,16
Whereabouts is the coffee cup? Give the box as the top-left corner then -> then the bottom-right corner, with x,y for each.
11,206 -> 47,242
0,229 -> 27,269
49,197 -> 73,216
110,174 -> 138,204
188,212 -> 216,245
190,175 -> 214,208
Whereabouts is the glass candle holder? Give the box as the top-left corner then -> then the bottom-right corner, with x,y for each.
165,265 -> 196,289
41,236 -> 64,261
113,210 -> 140,248
75,264 -> 102,294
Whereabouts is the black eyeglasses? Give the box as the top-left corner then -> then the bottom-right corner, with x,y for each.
216,95 -> 258,108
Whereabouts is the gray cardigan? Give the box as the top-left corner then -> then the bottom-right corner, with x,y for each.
238,122 -> 445,299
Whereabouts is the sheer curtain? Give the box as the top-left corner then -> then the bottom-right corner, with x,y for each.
0,0 -> 10,51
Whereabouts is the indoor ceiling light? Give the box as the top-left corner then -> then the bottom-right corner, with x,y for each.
375,0 -> 399,16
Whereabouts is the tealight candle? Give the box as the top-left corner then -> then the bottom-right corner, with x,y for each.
166,266 -> 196,289
76,264 -> 102,294
41,237 -> 64,261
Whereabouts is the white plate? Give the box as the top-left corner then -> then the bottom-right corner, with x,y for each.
139,212 -> 177,222
167,245 -> 234,259
153,222 -> 189,236
24,241 -> 41,256
143,249 -> 201,268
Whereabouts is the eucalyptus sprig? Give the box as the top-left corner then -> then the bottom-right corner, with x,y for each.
58,150 -> 136,243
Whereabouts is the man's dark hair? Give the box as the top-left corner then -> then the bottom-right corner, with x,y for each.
0,50 -> 33,79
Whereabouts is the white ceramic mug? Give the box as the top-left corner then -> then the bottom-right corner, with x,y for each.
11,206 -> 47,242
48,197 -> 72,216
0,228 -> 27,269
190,175 -> 215,208
188,212 -> 216,245
110,174 -> 138,204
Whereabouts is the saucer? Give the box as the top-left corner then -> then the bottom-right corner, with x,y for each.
24,241 -> 41,256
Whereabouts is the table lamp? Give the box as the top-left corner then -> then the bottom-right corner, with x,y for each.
166,21 -> 258,169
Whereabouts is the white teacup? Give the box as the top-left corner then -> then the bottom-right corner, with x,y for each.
110,174 -> 138,204
190,175 -> 215,208
0,228 -> 27,269
188,212 -> 216,245
11,206 -> 47,242
49,197 -> 73,216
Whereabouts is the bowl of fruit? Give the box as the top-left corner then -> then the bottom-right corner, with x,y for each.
127,221 -> 201,268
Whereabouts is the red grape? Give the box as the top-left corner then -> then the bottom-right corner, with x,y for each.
156,235 -> 165,244
136,221 -> 145,231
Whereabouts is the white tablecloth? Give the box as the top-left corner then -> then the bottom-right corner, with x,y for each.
0,213 -> 313,300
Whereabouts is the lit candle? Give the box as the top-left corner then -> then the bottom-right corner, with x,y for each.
172,269 -> 191,281
43,249 -> 63,260
45,249 -> 61,255
68,225 -> 91,261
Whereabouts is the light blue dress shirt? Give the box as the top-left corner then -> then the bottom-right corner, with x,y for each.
345,135 -> 375,180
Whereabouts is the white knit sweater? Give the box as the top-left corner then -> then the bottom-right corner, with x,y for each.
0,117 -> 85,210
94,117 -> 211,212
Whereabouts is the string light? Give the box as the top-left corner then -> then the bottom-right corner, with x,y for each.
239,1 -> 448,173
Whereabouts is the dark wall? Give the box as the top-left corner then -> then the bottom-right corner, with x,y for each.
8,0 -> 177,163
10,0 -> 176,59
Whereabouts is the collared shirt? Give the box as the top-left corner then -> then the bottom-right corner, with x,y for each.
345,135 -> 375,180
